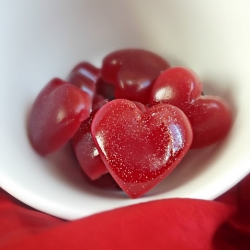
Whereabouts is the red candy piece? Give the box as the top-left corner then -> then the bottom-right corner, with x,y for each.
96,78 -> 115,100
28,78 -> 92,155
73,114 -> 108,180
72,96 -> 108,180
184,96 -> 232,148
101,49 -> 170,104
70,62 -> 100,82
150,67 -> 203,109
68,72 -> 96,98
150,67 -> 232,148
67,62 -> 100,98
91,99 -> 193,198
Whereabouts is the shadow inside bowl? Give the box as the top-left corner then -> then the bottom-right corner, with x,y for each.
44,140 -> 228,201
45,143 -> 126,199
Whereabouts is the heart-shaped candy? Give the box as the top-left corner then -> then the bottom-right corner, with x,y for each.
67,62 -> 101,98
91,99 -> 193,198
150,67 -> 232,148
183,96 -> 232,148
72,95 -> 109,180
101,49 -> 170,104
150,66 -> 203,109
28,78 -> 92,155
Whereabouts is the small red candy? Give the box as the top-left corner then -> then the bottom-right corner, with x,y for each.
70,62 -> 100,82
28,78 -> 92,155
72,96 -> 108,180
150,67 -> 203,109
96,78 -> 115,100
150,67 -> 232,148
72,114 -> 108,180
67,62 -> 100,98
101,49 -> 170,104
183,96 -> 232,148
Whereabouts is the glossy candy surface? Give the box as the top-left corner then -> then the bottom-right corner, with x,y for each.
102,49 -> 170,104
28,78 -> 92,155
70,62 -> 100,82
72,96 -> 108,180
67,62 -> 100,98
96,78 -> 115,100
150,67 -> 232,148
183,96 -> 232,148
150,67 -> 202,109
91,99 -> 193,198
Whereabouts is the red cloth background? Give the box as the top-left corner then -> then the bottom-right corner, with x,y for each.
0,174 -> 249,250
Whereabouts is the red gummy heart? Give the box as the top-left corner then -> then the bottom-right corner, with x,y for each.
150,66 -> 203,109
101,49 -> 170,104
72,113 -> 108,180
72,96 -> 108,180
183,96 -> 232,148
91,99 -> 193,198
28,78 -> 92,155
150,67 -> 232,148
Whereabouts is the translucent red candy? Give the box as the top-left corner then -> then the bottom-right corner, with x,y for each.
27,48 -> 232,198
101,49 -> 170,104
67,62 -> 100,98
183,96 -> 232,148
72,95 -> 108,180
70,61 -> 100,82
150,67 -> 203,109
96,78 -> 115,100
91,99 -> 193,198
28,78 -> 92,155
150,67 -> 232,148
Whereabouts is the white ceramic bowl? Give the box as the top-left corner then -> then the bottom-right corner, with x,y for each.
1,0 -> 250,220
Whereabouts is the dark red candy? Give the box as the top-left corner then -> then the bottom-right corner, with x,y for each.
72,114 -> 108,180
91,99 -> 193,198
68,72 -> 96,98
101,49 -> 170,104
96,78 -> 115,100
114,60 -> 163,104
150,67 -> 232,148
72,96 -> 108,180
184,96 -> 232,148
150,67 -> 203,109
70,62 -> 100,82
68,62 -> 101,98
28,78 -> 92,155
92,94 -> 109,112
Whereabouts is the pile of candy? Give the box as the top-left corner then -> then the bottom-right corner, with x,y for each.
27,49 -> 232,198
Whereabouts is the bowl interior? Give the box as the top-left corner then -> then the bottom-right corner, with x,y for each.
1,0 -> 250,220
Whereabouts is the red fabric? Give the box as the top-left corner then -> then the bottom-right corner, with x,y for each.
0,174 -> 249,250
